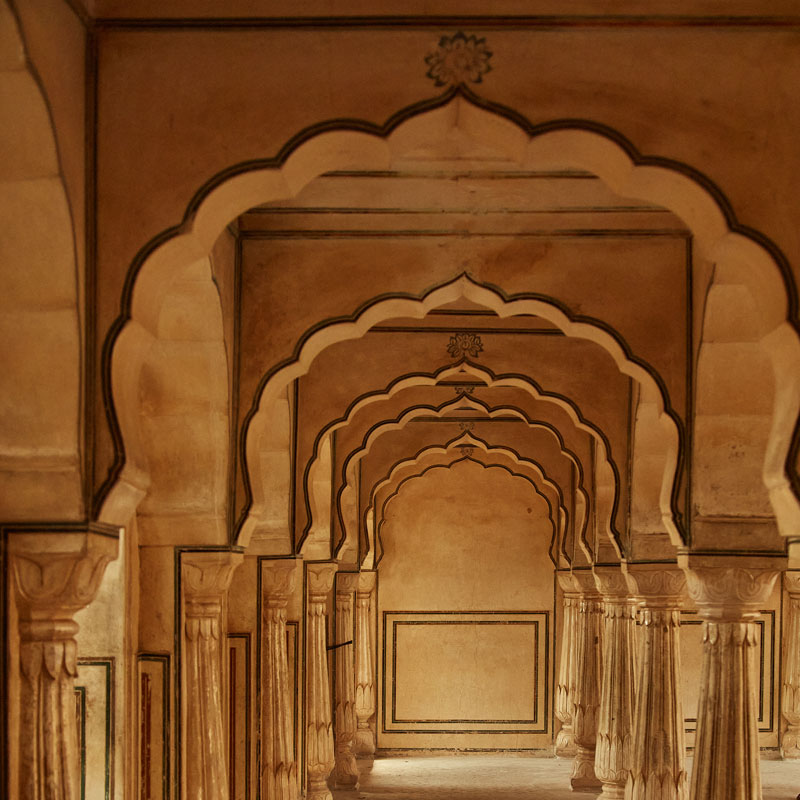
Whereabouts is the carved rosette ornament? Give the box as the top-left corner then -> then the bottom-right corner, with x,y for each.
554,571 -> 579,757
681,562 -> 780,800
182,550 -> 243,800
9,528 -> 119,800
306,563 -> 338,800
782,571 -> 800,758
570,570 -> 603,791
333,573 -> 360,787
354,571 -> 377,755
593,568 -> 637,800
261,560 -> 299,800
623,565 -> 688,800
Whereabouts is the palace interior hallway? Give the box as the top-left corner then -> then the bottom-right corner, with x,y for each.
8,2 -> 800,800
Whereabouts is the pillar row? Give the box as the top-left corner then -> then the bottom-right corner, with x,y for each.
333,572 -> 360,788
555,571 -> 579,758
594,567 -> 638,800
261,560 -> 299,800
182,550 -> 243,800
9,528 -> 119,800
682,559 -> 780,800
623,564 -> 688,800
305,562 -> 337,800
354,571 -> 377,756
781,571 -> 800,759
570,569 -> 603,792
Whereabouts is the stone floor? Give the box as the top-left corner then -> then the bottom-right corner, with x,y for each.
331,755 -> 800,799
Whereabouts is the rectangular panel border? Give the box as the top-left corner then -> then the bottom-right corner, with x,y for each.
383,610 -> 549,735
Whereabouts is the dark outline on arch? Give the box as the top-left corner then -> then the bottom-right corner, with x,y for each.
325,396 -> 592,558
372,455 -> 560,569
328,395 -> 577,556
360,430 -> 573,568
94,83 -> 800,529
296,361 -> 602,552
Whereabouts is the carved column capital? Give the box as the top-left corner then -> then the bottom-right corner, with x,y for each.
679,557 -> 779,619
571,568 -> 601,597
785,569 -> 800,596
557,569 -> 579,595
307,562 -> 337,602
183,550 -> 243,599
8,526 -> 120,800
262,559 -> 299,606
623,563 -> 685,603
593,565 -> 629,599
9,528 -> 119,620
336,572 -> 360,596
356,571 -> 376,594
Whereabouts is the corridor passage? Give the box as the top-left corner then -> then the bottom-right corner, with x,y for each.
332,756 -> 800,800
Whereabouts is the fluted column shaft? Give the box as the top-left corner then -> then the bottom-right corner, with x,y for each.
333,573 -> 360,787
306,563 -> 337,800
182,551 -> 243,800
261,561 -> 299,800
594,568 -> 637,800
354,571 -> 376,755
781,571 -> 800,758
571,571 -> 603,791
555,571 -> 579,757
682,561 -> 780,800
624,566 -> 687,800
9,529 -> 119,800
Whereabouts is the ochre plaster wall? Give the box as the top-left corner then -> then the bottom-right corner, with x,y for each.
377,460 -> 555,751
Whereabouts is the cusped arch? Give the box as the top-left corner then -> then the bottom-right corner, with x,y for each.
296,360 -> 611,547
375,454 -> 560,569
98,90 -> 800,549
365,433 -> 569,568
330,396 -> 583,561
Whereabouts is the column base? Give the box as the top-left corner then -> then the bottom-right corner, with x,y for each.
354,728 -> 376,755
333,753 -> 360,789
782,727 -> 800,759
308,779 -> 333,800
571,750 -> 602,792
598,785 -> 625,800
555,727 -> 577,757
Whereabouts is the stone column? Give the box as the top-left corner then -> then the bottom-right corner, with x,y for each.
571,569 -> 603,792
681,559 -> 780,800
333,573 -> 360,788
781,571 -> 800,758
306,562 -> 337,800
354,571 -> 377,756
261,560 -> 299,800
623,565 -> 688,800
555,571 -> 579,757
8,527 -> 119,800
593,567 -> 637,800
182,550 -> 243,800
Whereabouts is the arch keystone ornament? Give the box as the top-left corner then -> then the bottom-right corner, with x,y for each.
680,555 -> 782,800
424,32 -> 492,87
8,526 -> 119,800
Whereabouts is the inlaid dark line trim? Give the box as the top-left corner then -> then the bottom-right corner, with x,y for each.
93,14 -> 800,31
